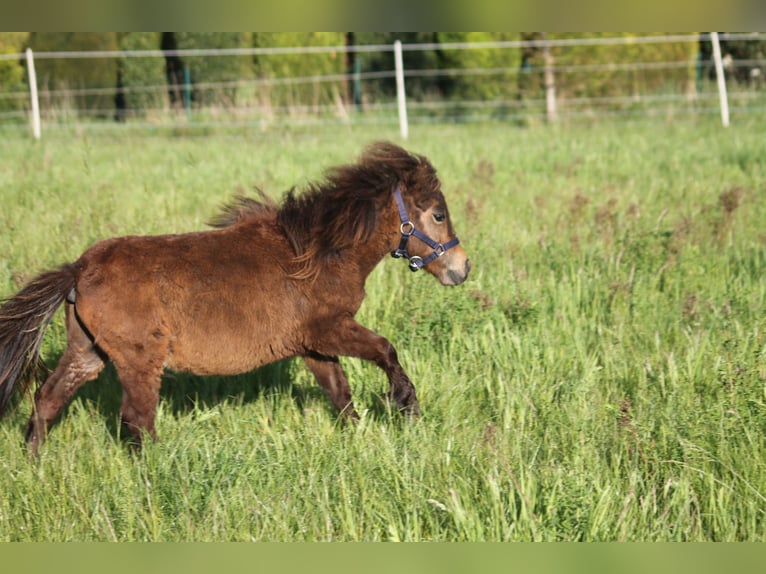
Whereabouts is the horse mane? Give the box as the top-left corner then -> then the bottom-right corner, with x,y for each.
208,188 -> 278,228
210,141 -> 440,279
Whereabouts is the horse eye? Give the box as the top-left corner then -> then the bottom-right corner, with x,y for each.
433,212 -> 446,223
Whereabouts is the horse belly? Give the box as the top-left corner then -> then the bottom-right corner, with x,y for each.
164,304 -> 299,376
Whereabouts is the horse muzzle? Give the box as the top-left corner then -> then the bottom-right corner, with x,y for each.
438,254 -> 471,286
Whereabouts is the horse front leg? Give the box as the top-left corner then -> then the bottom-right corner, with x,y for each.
302,354 -> 359,419
310,317 -> 420,415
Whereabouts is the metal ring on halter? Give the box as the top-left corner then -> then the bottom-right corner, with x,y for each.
434,244 -> 446,257
408,256 -> 423,271
400,221 -> 415,236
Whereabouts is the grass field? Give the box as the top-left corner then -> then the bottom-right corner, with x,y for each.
0,116 -> 765,541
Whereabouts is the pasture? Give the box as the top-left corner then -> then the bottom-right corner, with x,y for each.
0,117 -> 765,541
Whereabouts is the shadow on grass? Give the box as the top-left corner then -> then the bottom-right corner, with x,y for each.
30,350 -> 398,446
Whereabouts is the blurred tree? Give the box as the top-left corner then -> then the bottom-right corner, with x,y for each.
161,33 -> 185,109
355,33 -> 441,101
173,33 -> 252,107
520,32 -> 698,102
433,32 -> 521,101
252,33 -> 346,111
28,33 -> 119,117
116,32 -> 166,120
0,33 -> 28,116
698,33 -> 766,84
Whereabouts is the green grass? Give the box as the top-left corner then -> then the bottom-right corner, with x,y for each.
1,116 -> 765,541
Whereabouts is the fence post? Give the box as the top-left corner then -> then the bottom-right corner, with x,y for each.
25,48 -> 41,140
353,57 -> 362,110
710,32 -> 730,127
183,66 -> 192,116
542,34 -> 558,123
394,40 -> 408,140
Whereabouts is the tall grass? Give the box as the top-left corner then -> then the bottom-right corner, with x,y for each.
1,117 -> 765,540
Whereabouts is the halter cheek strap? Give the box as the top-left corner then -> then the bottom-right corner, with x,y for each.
391,186 -> 460,272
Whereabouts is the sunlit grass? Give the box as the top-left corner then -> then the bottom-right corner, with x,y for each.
1,117 -> 765,540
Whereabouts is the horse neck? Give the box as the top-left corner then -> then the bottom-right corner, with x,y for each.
347,209 -> 400,280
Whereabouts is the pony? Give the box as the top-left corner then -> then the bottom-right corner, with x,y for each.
0,141 -> 470,453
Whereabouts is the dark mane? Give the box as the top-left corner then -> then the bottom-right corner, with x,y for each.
211,142 -> 441,279
208,188 -> 277,228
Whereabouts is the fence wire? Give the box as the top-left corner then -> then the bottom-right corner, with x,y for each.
1,33 -> 765,137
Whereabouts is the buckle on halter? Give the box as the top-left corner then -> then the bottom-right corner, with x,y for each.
408,256 -> 423,272
434,244 -> 446,257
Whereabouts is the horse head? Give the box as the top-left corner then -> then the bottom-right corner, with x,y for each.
386,147 -> 471,286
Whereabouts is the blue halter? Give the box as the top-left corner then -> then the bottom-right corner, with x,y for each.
391,186 -> 461,272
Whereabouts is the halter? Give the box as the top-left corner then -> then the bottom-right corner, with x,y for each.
391,186 -> 460,272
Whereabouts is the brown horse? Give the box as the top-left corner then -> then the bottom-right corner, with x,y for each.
0,142 -> 470,453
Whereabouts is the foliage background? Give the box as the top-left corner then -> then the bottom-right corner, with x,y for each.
2,32 -> 752,120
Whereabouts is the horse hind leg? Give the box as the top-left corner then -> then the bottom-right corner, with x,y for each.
26,305 -> 106,454
111,359 -> 164,448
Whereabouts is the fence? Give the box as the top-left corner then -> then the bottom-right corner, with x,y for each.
2,32 -> 766,139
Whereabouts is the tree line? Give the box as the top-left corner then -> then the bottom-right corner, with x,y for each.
0,33 -> 760,119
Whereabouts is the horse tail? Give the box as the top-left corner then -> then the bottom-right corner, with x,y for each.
0,264 -> 77,418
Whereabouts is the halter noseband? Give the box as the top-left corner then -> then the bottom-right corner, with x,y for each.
391,186 -> 460,272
